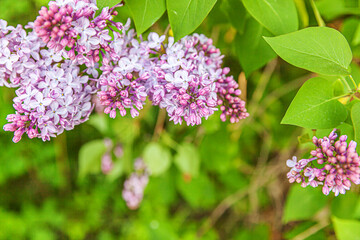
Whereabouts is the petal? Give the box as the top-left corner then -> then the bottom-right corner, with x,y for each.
42,98 -> 53,106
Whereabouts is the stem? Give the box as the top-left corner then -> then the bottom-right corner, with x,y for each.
164,24 -> 171,36
152,109 -> 166,141
333,92 -> 352,100
340,76 -> 352,92
310,0 -> 325,27
349,75 -> 358,89
161,132 -> 179,150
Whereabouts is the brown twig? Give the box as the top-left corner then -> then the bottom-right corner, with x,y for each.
152,108 -> 166,141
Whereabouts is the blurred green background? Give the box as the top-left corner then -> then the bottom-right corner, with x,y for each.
1,0 -> 360,239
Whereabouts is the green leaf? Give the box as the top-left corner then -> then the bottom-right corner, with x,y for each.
284,221 -> 327,240
106,159 -> 124,182
126,0 -> 166,35
264,27 -> 353,76
234,224 -> 270,240
87,115 -> 109,135
78,140 -> 107,178
352,23 -> 360,46
316,0 -> 360,21
336,123 -> 354,143
281,77 -> 348,129
235,17 -> 276,76
174,143 -> 200,177
176,173 -> 216,208
199,130 -> 238,173
97,0 -> 122,10
167,0 -> 217,41
143,142 -> 171,176
294,0 -> 309,28
220,0 -> 247,34
242,0 -> 298,35
283,184 -> 327,223
351,102 -> 360,144
332,216 -> 360,240
331,192 -> 358,219
341,17 -> 359,46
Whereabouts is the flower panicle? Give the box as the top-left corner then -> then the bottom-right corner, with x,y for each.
287,129 -> 360,196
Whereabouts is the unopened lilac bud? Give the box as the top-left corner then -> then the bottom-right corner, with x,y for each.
104,107 -> 111,114
110,110 -> 116,118
322,186 -> 330,195
130,108 -> 139,118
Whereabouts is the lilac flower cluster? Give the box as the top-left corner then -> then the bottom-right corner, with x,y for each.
1,0 -> 249,143
122,158 -> 149,210
142,33 -> 249,125
287,129 -> 360,196
94,30 -> 249,125
1,0 -> 126,142
1,20 -> 96,142
96,26 -> 148,118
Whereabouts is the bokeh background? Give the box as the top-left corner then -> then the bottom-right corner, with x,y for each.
1,0 -> 360,239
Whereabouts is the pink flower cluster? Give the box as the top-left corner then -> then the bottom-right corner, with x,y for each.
1,19 -> 96,142
142,33 -> 249,125
287,129 -> 360,196
95,31 -> 249,125
122,158 -> 149,210
1,0 -> 249,143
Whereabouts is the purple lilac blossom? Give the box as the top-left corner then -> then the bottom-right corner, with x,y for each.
1,0 -> 249,143
140,33 -> 249,125
122,158 -> 149,210
286,129 -> 360,196
34,0 -> 127,70
2,20 -> 96,142
96,27 -> 149,118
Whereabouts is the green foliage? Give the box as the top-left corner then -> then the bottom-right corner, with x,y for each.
281,77 -> 348,129
283,185 -> 327,223
97,0 -> 122,10
332,216 -> 360,240
176,173 -> 216,208
242,0 -> 298,35
351,102 -> 360,144
264,27 -> 353,76
174,143 -> 200,177
284,221 -> 327,240
78,139 -> 107,178
220,0 -> 247,34
331,192 -> 359,219
234,224 -> 270,240
316,0 -> 360,21
235,17 -> 276,76
3,0 -> 360,239
126,0 -> 166,35
167,0 -> 217,41
143,142 -> 171,176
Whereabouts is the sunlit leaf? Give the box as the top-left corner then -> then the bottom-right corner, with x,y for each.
78,140 -> 106,178
167,0 -> 217,41
264,27 -> 352,75
143,142 -> 171,176
282,77 -> 348,129
126,0 -> 166,35
242,0 -> 298,35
